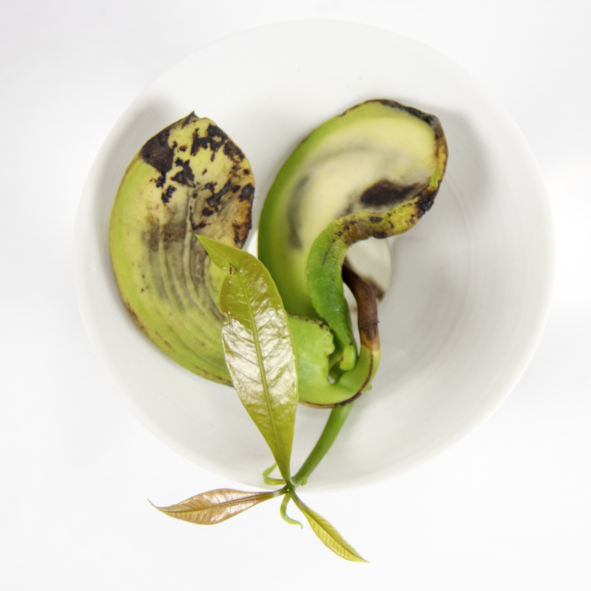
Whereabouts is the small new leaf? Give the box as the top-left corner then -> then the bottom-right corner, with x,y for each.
151,489 -> 281,525
292,494 -> 368,563
280,494 -> 303,528
262,463 -> 285,486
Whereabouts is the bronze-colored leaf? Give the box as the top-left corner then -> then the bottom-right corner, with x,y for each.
152,488 -> 281,525
292,494 -> 368,563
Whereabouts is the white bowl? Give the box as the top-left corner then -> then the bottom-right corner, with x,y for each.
74,21 -> 555,491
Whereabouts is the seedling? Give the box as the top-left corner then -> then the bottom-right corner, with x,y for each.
109,101 -> 448,561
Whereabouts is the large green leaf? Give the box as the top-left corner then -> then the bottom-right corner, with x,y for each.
199,236 -> 298,482
292,494 -> 368,563
152,489 -> 280,525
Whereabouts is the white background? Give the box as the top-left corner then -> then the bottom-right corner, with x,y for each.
2,1 -> 590,589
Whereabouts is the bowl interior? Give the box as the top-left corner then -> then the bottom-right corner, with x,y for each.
74,21 -> 554,491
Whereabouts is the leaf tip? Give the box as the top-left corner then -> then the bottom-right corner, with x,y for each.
147,499 -> 164,512
280,494 -> 303,528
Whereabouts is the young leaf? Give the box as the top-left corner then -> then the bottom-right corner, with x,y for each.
262,463 -> 285,486
198,236 -> 298,483
151,489 -> 281,525
280,494 -> 303,528
292,494 -> 368,563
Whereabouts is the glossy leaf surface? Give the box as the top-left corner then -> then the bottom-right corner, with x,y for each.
199,236 -> 298,482
153,489 -> 279,525
292,494 -> 367,563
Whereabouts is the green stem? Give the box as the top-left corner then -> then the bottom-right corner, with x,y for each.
292,402 -> 354,487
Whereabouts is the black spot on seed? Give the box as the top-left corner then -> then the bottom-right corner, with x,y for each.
202,169 -> 208,175
239,184 -> 254,201
370,216 -> 382,223
417,195 -> 435,217
233,223 -> 242,245
161,185 -> 176,204
202,208 -> 214,217
141,127 -> 174,176
374,231 -> 388,239
191,124 -> 228,156
206,179 -> 232,209
243,169 -> 250,175
171,158 -> 195,187
360,180 -> 422,208
181,112 -> 198,128
223,140 -> 245,161
376,99 -> 442,133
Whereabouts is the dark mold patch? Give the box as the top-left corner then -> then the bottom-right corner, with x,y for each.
360,180 -> 422,208
369,216 -> 383,223
206,179 -> 232,210
239,184 -> 254,201
189,206 -> 208,230
191,124 -> 229,156
171,158 -> 195,187
375,99 -> 444,138
181,112 -> 198,129
141,127 -> 175,176
161,185 -> 176,204
417,195 -> 435,217
232,223 -> 243,245
223,140 -> 245,161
